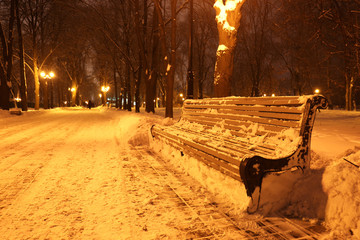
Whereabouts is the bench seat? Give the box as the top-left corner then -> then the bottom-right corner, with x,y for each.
151,95 -> 328,212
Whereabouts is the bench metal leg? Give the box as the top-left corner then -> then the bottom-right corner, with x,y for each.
239,155 -> 299,213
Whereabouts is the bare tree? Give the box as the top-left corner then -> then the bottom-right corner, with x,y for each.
213,0 -> 246,97
317,0 -> 360,110
238,0 -> 272,97
0,0 -> 15,110
192,0 -> 217,98
16,0 -> 28,111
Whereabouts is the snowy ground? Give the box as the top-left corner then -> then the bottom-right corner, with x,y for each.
0,107 -> 359,239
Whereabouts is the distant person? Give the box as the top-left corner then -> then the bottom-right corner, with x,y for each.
88,100 -> 92,109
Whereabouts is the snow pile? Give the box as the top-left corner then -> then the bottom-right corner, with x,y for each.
115,112 -> 170,148
321,148 -> 360,238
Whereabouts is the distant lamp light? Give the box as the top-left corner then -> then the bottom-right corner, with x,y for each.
99,93 -> 102,98
71,87 -> 76,92
101,86 -> 110,92
263,94 -> 267,97
40,71 -> 55,79
271,93 -> 275,97
14,97 -> 21,102
315,89 -> 320,94
179,93 -> 184,98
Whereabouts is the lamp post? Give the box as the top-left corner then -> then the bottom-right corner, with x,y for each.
40,71 -> 55,109
69,87 -> 76,106
101,86 -> 110,106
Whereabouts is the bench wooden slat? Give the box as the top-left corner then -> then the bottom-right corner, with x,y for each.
184,104 -> 304,114
183,114 -> 300,129
152,127 -> 241,179
176,117 -> 293,138
153,127 -> 242,166
184,107 -> 302,121
185,96 -> 308,106
224,119 -> 289,135
169,125 -> 280,158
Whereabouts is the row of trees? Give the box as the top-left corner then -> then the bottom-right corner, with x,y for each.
1,0 -> 359,116
233,0 -> 360,110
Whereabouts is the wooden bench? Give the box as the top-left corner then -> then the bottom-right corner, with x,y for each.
151,95 -> 328,212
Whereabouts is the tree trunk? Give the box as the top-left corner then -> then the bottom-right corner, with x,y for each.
345,74 -> 353,111
125,41 -> 131,111
186,0 -> 194,99
0,0 -> 15,110
145,4 -> 160,113
213,0 -> 246,97
113,62 -> 119,108
34,57 -> 40,110
16,0 -> 27,111
214,47 -> 235,97
145,71 -> 157,113
134,0 -> 148,113
165,0 -> 177,118
135,55 -> 142,113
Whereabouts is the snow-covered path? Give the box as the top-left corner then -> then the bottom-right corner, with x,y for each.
0,110 -> 133,239
1,108 -> 359,239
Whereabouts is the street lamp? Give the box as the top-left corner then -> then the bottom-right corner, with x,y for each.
40,71 -> 55,109
40,71 -> 55,79
101,86 -> 110,106
315,89 -> 320,94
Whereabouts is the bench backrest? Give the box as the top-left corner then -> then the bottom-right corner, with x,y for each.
181,95 -> 327,160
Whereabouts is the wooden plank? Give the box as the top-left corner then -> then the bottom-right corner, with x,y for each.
179,117 -> 291,137
181,116 -> 298,133
152,128 -> 241,178
153,127 -> 242,166
183,108 -> 302,121
169,124 -> 278,155
182,143 -> 242,181
218,109 -> 301,121
172,125 -> 278,155
184,96 -> 310,107
154,124 -> 294,167
224,119 -> 291,134
184,104 -> 304,114
183,113 -> 300,129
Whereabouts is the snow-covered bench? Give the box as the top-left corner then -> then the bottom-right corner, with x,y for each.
151,95 -> 328,212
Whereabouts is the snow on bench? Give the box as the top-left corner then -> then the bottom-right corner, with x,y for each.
151,95 -> 328,212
